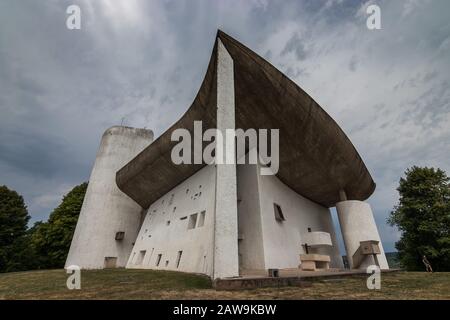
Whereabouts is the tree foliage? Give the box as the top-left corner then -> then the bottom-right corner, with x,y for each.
31,182 -> 87,269
0,185 -> 31,272
0,182 -> 87,272
388,166 -> 450,271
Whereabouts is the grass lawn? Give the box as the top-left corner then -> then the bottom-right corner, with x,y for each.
0,269 -> 449,300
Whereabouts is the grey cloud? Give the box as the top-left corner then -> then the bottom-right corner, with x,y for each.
397,78 -> 450,128
281,33 -> 308,60
0,129 -> 73,178
284,66 -> 309,79
348,55 -> 358,72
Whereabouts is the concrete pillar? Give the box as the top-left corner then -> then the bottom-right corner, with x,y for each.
339,189 -> 347,201
65,126 -> 153,269
336,200 -> 389,270
213,39 -> 239,279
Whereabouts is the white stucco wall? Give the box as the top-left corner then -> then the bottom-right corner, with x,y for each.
253,164 -> 344,270
65,126 -> 153,269
237,164 -> 265,271
127,165 -> 216,277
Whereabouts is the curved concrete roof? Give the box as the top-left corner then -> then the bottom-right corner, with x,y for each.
116,30 -> 375,209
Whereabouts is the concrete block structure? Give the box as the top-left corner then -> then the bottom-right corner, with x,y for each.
66,31 -> 389,278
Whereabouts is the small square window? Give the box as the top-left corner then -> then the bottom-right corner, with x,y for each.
115,231 -> 125,240
273,203 -> 285,222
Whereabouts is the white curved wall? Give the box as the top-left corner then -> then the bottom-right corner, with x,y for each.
336,200 -> 389,270
65,126 -> 153,269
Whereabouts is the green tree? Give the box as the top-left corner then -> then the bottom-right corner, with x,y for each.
31,182 -> 87,269
388,166 -> 450,271
0,185 -> 31,272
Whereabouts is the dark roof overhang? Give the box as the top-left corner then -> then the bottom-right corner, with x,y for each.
116,30 -> 376,209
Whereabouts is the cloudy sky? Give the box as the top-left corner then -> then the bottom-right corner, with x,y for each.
1,0 -> 449,252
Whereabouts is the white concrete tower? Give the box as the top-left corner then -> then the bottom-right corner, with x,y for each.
336,197 -> 389,270
65,126 -> 153,269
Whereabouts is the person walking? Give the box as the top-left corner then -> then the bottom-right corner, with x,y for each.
422,255 -> 433,273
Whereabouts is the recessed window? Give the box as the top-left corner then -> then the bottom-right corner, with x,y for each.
188,213 -> 198,229
180,216 -> 187,220
166,220 -> 171,226
307,227 -> 312,232
115,231 -> 125,240
274,203 -> 285,222
173,207 -> 177,212
156,254 -> 162,266
136,250 -> 146,265
197,211 -> 206,227
176,251 -> 183,268
169,194 -> 174,205
186,188 -> 189,194
104,257 -> 117,268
